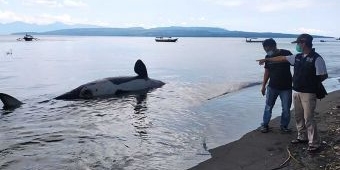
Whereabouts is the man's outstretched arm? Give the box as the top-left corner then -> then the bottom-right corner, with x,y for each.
256,56 -> 288,65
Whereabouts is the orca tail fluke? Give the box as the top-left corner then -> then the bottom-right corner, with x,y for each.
0,93 -> 23,109
134,59 -> 148,78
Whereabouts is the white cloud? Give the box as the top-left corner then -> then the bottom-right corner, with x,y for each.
297,27 -> 324,34
188,16 -> 206,22
216,0 -> 243,7
0,0 -> 9,4
207,0 -> 244,7
208,0 -> 315,12
0,11 -> 25,23
0,10 -> 87,25
37,13 -> 74,24
22,0 -> 61,7
256,0 -> 313,12
90,21 -> 111,27
22,0 -> 87,8
199,17 -> 206,21
63,0 -> 87,7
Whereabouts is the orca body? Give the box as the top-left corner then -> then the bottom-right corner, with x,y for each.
54,76 -> 165,100
55,59 -> 164,100
0,59 -> 164,109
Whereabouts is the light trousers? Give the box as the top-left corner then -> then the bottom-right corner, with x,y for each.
293,92 -> 319,147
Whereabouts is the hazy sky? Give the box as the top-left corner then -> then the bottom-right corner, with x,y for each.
0,0 -> 339,36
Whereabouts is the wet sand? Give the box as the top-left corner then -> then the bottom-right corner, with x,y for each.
189,90 -> 340,170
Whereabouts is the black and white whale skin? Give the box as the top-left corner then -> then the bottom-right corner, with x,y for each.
55,60 -> 164,100
0,59 -> 165,109
54,76 -> 165,100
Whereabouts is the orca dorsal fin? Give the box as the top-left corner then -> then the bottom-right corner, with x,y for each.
134,59 -> 148,79
0,93 -> 23,110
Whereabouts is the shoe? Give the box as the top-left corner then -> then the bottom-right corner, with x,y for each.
307,146 -> 319,152
280,127 -> 292,133
291,139 -> 308,144
260,126 -> 269,133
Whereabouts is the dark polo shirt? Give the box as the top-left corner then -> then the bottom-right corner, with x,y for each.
264,49 -> 293,90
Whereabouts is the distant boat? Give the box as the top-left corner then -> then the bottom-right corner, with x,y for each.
155,37 -> 178,42
336,37 -> 340,40
245,37 -> 264,43
320,40 -> 326,42
17,34 -> 39,41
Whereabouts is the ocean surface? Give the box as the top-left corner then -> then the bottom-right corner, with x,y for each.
0,36 -> 340,170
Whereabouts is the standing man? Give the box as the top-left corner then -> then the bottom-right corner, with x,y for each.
260,38 -> 293,133
257,34 -> 328,152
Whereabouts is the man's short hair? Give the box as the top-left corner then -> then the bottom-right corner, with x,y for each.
262,38 -> 276,48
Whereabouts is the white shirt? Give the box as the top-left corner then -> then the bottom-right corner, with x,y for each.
285,54 -> 327,75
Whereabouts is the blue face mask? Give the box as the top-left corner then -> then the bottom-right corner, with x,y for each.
296,44 -> 302,52
266,50 -> 274,56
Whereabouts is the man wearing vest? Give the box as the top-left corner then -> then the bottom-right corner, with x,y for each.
260,38 -> 293,133
256,34 -> 328,152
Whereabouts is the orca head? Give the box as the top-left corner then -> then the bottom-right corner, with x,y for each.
0,93 -> 23,110
147,78 -> 165,88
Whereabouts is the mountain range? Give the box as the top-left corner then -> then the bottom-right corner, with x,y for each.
0,21 -> 102,35
1,22 -> 328,38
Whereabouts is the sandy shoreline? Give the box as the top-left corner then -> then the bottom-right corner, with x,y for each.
189,90 -> 340,170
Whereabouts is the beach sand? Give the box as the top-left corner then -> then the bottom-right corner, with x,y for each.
189,90 -> 340,170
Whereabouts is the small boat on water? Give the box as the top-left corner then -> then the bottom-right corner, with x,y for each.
245,37 -> 264,43
17,34 -> 39,41
155,37 -> 178,42
336,37 -> 340,40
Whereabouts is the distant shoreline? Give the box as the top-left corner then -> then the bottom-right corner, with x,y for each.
7,27 -> 331,38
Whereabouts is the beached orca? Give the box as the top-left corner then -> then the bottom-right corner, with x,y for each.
0,59 -> 165,109
55,59 -> 164,99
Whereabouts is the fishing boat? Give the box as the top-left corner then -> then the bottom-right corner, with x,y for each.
155,37 -> 178,42
17,34 -> 39,41
245,37 -> 264,43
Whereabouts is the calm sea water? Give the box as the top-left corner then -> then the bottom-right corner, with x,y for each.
1,36 -> 340,170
